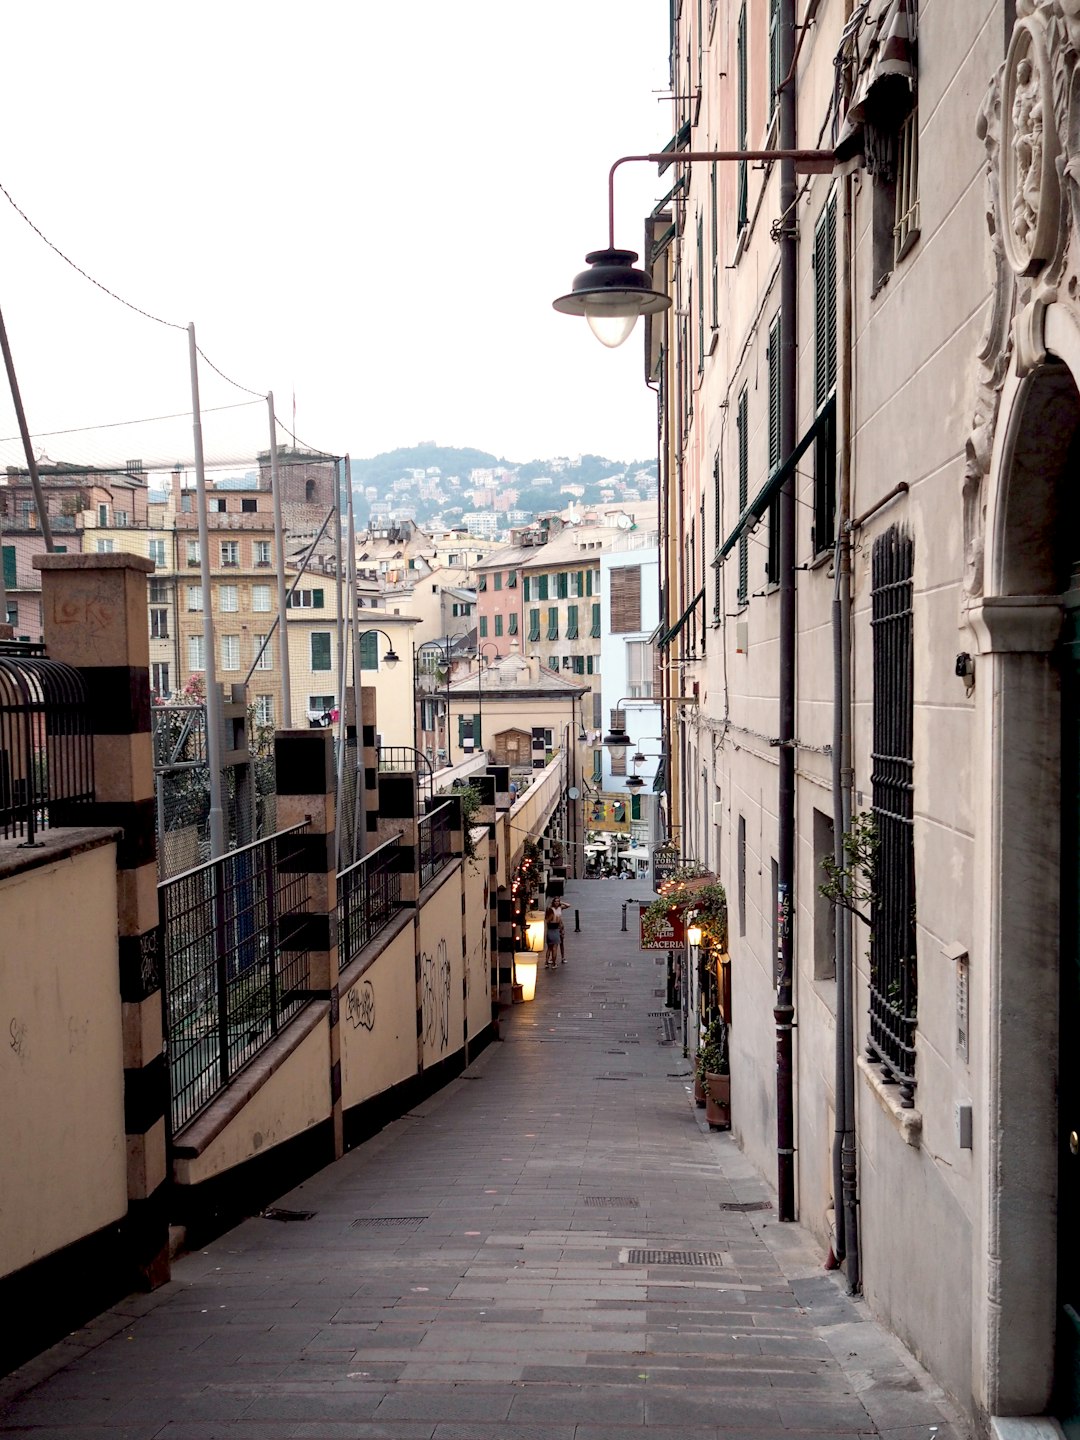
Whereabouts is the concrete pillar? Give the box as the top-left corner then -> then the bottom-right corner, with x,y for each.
33,552 -> 170,1291
273,728 -> 343,1159
360,685 -> 379,849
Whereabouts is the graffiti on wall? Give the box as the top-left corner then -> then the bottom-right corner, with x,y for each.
421,937 -> 452,1052
346,978 -> 376,1031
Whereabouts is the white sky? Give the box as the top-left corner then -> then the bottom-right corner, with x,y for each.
0,2 -> 673,473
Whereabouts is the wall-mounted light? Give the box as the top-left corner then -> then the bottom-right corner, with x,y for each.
687,923 -> 703,948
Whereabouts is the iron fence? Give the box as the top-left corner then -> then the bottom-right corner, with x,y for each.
418,800 -> 453,888
0,655 -> 94,842
160,822 -> 311,1132
338,832 -> 402,967
377,744 -> 434,802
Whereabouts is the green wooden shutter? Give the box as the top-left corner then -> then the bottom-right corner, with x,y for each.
494,613 -> 503,636
547,606 -> 559,640
814,194 -> 838,411
508,612 -> 518,635
631,794 -> 642,821
311,632 -> 332,671
737,3 -> 748,232
529,608 -> 541,641
591,603 -> 601,638
479,615 -> 488,638
566,604 -> 579,639
538,574 -> 549,600
767,311 -> 782,585
523,576 -> 531,601
586,570 -> 593,597
2,546 -> 15,589
313,588 -> 325,608
556,571 -> 568,599
359,631 -> 378,669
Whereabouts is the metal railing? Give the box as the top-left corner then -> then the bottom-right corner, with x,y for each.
377,744 -> 434,801
418,800 -> 454,888
338,832 -> 402,967
0,655 -> 94,842
160,822 -> 311,1132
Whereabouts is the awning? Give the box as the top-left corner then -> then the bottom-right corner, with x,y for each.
713,397 -> 836,567
658,587 -> 705,649
835,0 -> 917,169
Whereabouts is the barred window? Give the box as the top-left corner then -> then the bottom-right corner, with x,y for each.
867,526 -> 917,1107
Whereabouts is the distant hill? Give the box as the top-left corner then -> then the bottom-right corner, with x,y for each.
348,444 -> 657,531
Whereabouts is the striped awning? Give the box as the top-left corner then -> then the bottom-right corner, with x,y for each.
834,0 -> 917,169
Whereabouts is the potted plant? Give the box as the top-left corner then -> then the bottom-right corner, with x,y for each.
697,1016 -> 730,1130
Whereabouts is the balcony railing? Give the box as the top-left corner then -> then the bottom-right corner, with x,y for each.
418,800 -> 454,888
338,833 -> 402,967
159,823 -> 311,1132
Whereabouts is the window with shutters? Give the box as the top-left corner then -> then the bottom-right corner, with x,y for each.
710,163 -> 719,328
565,605 -> 579,640
538,574 -> 549,601
609,566 -> 641,633
494,613 -> 504,636
586,569 -> 594,597
1,545 -> 13,590
573,655 -> 585,675
479,615 -> 488,638
529,608 -> 541,641
494,572 -> 502,591
288,589 -> 325,609
737,4 -> 748,233
359,632 -> 378,670
311,632 -> 332,672
547,606 -> 559,641
590,603 -> 601,638
556,572 -> 568,599
508,612 -> 518,635
697,216 -> 705,372
570,570 -> 581,597
736,389 -> 749,604
523,576 -> 531,601
768,0 -> 782,122
712,450 -> 722,621
767,312 -> 782,586
814,192 -> 838,555
508,570 -> 517,588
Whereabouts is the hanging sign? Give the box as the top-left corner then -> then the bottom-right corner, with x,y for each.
639,904 -> 685,951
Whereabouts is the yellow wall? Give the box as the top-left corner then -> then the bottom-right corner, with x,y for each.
173,1019 -> 331,1187
465,831 -> 492,1036
417,869 -> 466,1069
0,841 -> 127,1278
340,924 -> 419,1109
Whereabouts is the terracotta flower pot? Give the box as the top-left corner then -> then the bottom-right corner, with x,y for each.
693,1071 -> 706,1107
705,1072 -> 730,1130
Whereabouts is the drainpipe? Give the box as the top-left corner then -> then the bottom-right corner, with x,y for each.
837,171 -> 861,1292
775,0 -> 798,1224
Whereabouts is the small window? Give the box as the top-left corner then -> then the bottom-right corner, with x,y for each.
221,634 -> 240,671
241,498 -> 258,513
151,662 -> 170,696
148,539 -> 166,568
252,584 -> 271,612
254,694 -> 274,725
150,608 -> 169,640
219,585 -> 239,613
220,541 -> 239,567
212,497 -> 228,513
253,634 -> 273,670
149,578 -> 169,604
254,541 -> 271,567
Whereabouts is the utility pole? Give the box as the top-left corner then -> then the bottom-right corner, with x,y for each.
267,392 -> 291,726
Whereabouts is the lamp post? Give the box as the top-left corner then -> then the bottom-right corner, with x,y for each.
555,129 -> 832,1222
416,632 -> 472,770
476,641 -> 500,761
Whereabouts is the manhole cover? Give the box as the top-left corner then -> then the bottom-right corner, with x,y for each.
718,1201 -> 772,1213
624,1249 -> 727,1267
262,1208 -> 315,1222
350,1216 -> 427,1228
586,1196 -> 640,1207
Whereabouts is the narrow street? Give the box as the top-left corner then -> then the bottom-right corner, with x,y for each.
0,880 -> 966,1439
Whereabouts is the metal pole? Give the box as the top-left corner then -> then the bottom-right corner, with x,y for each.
774,0 -> 798,1224
345,457 -> 365,862
266,392 -> 291,726
189,323 -> 225,859
0,303 -> 54,552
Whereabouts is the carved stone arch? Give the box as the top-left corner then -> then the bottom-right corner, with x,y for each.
969,308 -> 1080,1419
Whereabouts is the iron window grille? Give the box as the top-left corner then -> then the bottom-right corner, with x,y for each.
867,525 -> 918,1107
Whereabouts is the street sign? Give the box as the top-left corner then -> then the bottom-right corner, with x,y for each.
639,904 -> 685,950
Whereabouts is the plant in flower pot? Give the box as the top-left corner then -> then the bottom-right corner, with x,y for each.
697,1016 -> 730,1130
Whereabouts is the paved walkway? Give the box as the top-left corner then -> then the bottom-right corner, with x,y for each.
1,880 -> 968,1439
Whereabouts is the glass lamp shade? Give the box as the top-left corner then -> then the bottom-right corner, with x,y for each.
626,775 -> 645,790
687,924 -> 703,947
384,648 -> 400,668
553,247 -> 671,350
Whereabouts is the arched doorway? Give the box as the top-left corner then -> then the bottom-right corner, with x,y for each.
973,341 -> 1080,1419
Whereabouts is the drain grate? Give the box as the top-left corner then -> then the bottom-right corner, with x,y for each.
718,1200 -> 772,1213
350,1216 -> 427,1228
262,1208 -> 315,1222
586,1196 -> 639,1207
625,1249 -> 727,1267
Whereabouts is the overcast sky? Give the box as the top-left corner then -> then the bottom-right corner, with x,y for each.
0,3 -> 672,474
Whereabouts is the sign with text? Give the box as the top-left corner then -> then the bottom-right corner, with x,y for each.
586,794 -> 630,833
639,904 -> 685,951
652,844 -> 681,891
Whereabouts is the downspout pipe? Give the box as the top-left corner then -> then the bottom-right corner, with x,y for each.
775,0 -> 798,1223
838,170 -> 861,1293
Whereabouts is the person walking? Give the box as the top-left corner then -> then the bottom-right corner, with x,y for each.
544,903 -> 562,969
552,896 -> 567,963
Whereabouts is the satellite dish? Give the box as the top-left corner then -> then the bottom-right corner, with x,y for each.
568,786 -> 580,799
615,513 -> 633,530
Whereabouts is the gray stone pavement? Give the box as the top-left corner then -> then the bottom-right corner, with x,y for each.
1,880 -> 969,1439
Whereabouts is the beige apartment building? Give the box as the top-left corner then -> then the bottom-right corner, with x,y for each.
636,0 -> 1080,1431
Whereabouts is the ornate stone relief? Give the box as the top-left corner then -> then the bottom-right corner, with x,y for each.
965,1 -> 1080,599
